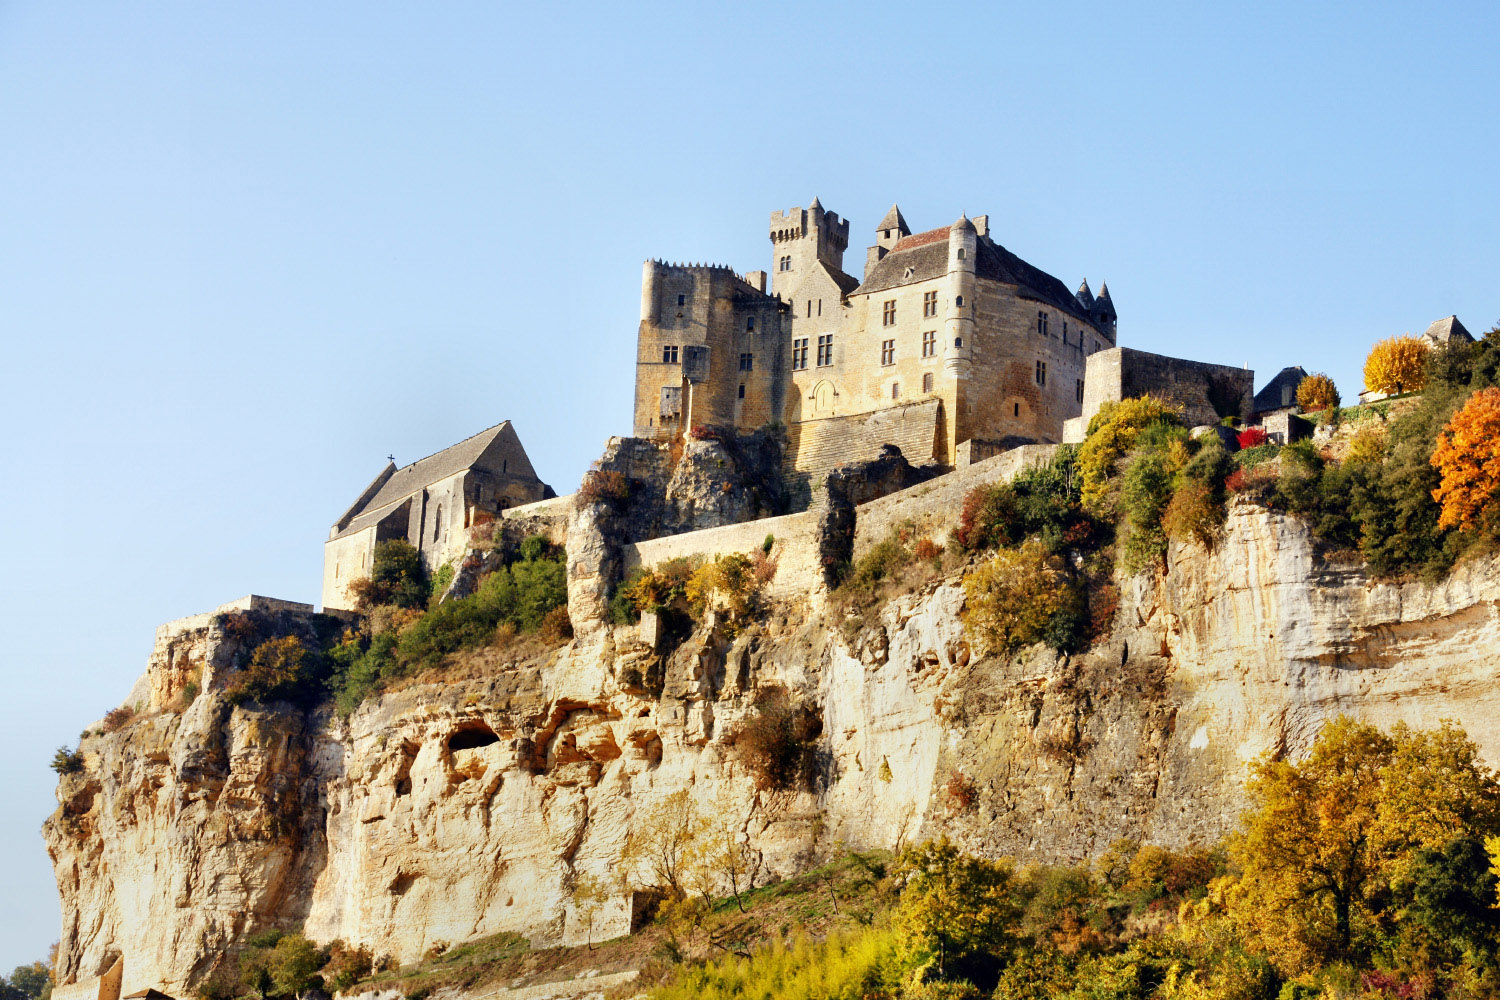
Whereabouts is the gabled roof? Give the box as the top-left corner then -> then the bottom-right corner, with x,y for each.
1422,315 -> 1473,344
1253,366 -> 1308,413
123,990 -> 177,1000
332,421 -> 539,539
855,226 -> 1102,325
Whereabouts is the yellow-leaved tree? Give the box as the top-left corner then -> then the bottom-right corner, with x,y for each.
1076,395 -> 1182,511
961,540 -> 1072,654
1363,335 -> 1430,396
1431,386 -> 1500,533
1295,372 -> 1340,412
1224,717 -> 1500,975
894,839 -> 1021,983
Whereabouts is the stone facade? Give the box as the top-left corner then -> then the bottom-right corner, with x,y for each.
633,200 -> 1117,470
322,422 -> 551,611
1064,347 -> 1254,442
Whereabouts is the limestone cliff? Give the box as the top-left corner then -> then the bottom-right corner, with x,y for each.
44,501 -> 1500,997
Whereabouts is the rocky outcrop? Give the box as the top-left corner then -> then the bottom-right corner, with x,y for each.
44,502 -> 1500,996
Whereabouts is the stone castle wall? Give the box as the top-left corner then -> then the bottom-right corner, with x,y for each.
621,509 -> 823,597
1064,346 -> 1254,442
783,397 -> 942,484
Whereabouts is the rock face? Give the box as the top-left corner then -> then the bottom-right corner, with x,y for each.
45,502 -> 1500,996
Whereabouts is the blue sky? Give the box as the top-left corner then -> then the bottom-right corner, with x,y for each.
1,0 -> 1496,972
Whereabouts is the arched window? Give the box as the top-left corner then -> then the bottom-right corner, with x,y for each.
957,248 -> 966,260
955,295 -> 964,307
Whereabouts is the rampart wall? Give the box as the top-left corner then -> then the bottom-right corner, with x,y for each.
621,509 -> 822,597
784,397 -> 941,481
851,444 -> 1059,560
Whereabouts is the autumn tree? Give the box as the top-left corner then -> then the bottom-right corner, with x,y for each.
1296,372 -> 1341,412
1226,717 -> 1500,975
961,540 -> 1073,654
620,788 -> 707,900
894,839 -> 1022,985
569,871 -> 612,949
1430,387 -> 1500,534
1076,395 -> 1182,511
1364,336 -> 1430,396
348,539 -> 429,610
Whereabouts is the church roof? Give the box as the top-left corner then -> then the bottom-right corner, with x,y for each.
1422,315 -> 1473,344
856,226 -> 1101,324
332,421 -> 536,539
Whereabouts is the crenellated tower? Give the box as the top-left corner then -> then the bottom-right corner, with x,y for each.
768,197 -> 850,298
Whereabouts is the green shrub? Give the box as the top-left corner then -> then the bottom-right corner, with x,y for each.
1235,443 -> 1281,469
350,540 -> 429,610
686,553 -> 759,622
1078,396 -> 1182,511
1118,446 -> 1177,572
227,636 -> 329,707
50,746 -> 83,775
962,540 -> 1084,655
428,562 -> 456,604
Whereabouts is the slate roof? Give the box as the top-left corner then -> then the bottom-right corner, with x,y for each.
1422,315 -> 1473,344
819,260 -> 861,296
332,421 -> 523,539
856,226 -> 1100,324
1253,366 -> 1308,413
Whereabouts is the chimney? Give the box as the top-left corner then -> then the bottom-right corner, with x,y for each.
972,215 -> 989,237
744,270 -> 767,293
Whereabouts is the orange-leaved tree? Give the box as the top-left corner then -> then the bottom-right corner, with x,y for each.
1431,386 -> 1500,532
1363,336 -> 1429,396
1295,372 -> 1340,412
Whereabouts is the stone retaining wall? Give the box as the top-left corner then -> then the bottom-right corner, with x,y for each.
621,510 -> 822,597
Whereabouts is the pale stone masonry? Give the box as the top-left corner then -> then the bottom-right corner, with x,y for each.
633,199 -> 1119,475
322,421 -> 551,611
1063,346 -> 1254,443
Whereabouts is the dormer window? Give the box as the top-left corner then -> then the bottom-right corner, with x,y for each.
903,266 -> 914,279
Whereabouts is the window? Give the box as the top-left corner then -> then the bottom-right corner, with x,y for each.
792,338 -> 809,370
1062,321 -> 1068,345
817,334 -> 833,367
923,291 -> 938,317
883,229 -> 891,239
746,316 -> 755,332
881,339 -> 895,365
1014,402 -> 1020,417
1035,360 -> 1047,386
955,295 -> 964,307
738,383 -> 746,399
818,299 -> 822,317
807,300 -> 812,318
433,506 -> 442,542
957,247 -> 966,260
882,300 -> 896,326
662,345 -> 679,363
922,330 -> 936,357
923,372 -> 934,392
1076,379 -> 1085,403
678,294 -> 686,306
779,256 -> 791,271
891,382 -> 900,399
954,336 -> 962,348
739,352 -> 753,371
1037,311 -> 1048,336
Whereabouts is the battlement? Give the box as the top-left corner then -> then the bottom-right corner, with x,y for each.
769,202 -> 850,249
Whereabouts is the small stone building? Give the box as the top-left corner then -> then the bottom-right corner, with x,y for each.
1252,365 -> 1308,420
322,421 -> 551,611
1063,347 -> 1254,442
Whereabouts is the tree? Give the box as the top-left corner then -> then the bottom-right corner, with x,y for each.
1431,387 -> 1500,533
620,789 -> 707,900
1364,336 -> 1430,396
569,872 -> 612,949
350,539 -> 429,610
894,839 -> 1021,985
961,540 -> 1074,654
1077,395 -> 1182,511
267,934 -> 326,1000
1296,373 -> 1341,412
1226,717 -> 1500,975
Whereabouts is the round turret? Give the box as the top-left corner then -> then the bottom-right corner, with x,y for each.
951,213 -> 976,234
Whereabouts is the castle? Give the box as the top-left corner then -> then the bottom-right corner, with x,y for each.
633,200 -> 1120,472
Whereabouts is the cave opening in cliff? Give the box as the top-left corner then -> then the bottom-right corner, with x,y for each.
448,724 -> 500,752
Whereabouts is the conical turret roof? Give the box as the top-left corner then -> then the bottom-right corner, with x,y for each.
1075,279 -> 1094,309
1094,281 -> 1116,317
